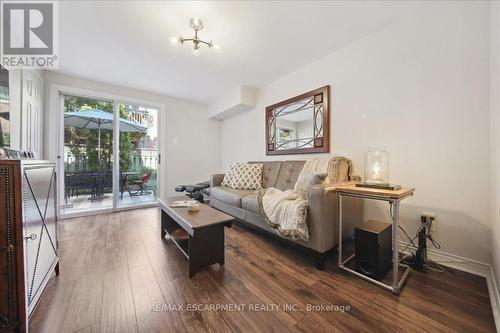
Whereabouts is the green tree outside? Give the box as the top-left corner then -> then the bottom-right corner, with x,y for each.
64,96 -> 136,172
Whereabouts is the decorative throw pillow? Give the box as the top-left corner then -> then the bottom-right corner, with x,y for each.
293,170 -> 327,198
221,162 -> 241,187
222,163 -> 263,190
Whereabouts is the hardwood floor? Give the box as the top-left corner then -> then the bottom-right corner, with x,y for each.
30,208 -> 496,333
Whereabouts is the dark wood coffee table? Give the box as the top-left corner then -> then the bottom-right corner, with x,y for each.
159,197 -> 234,278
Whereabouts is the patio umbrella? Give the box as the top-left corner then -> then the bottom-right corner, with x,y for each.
64,109 -> 147,162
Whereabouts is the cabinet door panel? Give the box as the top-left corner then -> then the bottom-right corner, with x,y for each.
23,166 -> 57,313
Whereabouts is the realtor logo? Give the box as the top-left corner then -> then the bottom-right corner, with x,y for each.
1,1 -> 58,69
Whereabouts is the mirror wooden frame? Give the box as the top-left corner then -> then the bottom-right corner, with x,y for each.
265,85 -> 330,155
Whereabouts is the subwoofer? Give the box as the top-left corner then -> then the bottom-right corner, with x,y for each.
355,220 -> 392,280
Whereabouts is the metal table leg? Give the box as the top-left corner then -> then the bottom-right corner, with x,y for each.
392,200 -> 399,292
338,194 -> 343,268
337,193 -> 411,294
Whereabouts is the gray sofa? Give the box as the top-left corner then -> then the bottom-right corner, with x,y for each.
210,159 -> 359,269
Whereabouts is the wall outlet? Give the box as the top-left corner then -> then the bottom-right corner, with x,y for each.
420,213 -> 435,223
421,213 -> 437,232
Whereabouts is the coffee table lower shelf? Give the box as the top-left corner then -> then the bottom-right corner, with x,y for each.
160,207 -> 231,278
163,229 -> 189,259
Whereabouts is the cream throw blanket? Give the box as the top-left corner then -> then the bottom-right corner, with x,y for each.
258,188 -> 310,240
258,158 -> 337,241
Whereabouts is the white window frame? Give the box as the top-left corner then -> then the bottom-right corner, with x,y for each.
47,83 -> 164,219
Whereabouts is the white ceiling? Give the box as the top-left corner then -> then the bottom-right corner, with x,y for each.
58,1 -> 408,104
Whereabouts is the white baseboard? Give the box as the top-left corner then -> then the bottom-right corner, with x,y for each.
399,242 -> 499,332
487,265 -> 500,333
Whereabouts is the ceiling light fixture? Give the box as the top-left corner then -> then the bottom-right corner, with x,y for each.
171,17 -> 218,56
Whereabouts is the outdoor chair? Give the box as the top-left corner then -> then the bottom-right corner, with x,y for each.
130,170 -> 153,196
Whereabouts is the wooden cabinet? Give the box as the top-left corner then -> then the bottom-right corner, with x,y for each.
0,160 -> 59,333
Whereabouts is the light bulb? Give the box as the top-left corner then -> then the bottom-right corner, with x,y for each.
170,37 -> 179,45
192,48 -> 201,56
189,17 -> 203,31
208,41 -> 220,50
372,162 -> 381,180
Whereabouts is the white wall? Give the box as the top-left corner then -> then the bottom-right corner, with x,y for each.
490,1 -> 500,291
43,72 -> 222,201
222,2 -> 491,263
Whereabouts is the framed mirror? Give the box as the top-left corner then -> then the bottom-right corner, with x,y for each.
266,85 -> 330,155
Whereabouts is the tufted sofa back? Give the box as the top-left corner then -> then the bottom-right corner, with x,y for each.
249,157 -> 353,191
259,161 -> 283,188
249,160 -> 306,191
274,161 -> 306,190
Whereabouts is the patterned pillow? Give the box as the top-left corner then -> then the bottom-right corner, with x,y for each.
221,162 -> 241,187
222,163 -> 263,190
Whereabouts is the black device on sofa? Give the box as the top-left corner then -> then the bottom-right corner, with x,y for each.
175,181 -> 210,202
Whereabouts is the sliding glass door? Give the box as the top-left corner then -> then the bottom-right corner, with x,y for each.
62,95 -> 114,215
117,104 -> 158,208
61,96 -> 159,216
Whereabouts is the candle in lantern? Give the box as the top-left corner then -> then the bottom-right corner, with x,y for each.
364,148 -> 389,185
372,161 -> 381,181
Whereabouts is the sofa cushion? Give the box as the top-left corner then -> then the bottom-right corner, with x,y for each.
241,193 -> 261,215
275,161 -> 306,191
249,161 -> 282,188
211,186 -> 255,207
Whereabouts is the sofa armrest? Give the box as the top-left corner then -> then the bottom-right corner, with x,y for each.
210,174 -> 225,187
308,184 -> 361,253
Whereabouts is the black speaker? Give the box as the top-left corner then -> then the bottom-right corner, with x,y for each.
355,220 -> 392,280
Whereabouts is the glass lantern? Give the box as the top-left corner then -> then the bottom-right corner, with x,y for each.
364,148 -> 389,185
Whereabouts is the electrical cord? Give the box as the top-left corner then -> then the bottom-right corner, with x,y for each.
399,225 -> 418,248
390,204 -> 420,250
399,225 -> 423,255
427,220 -> 442,249
395,210 -> 442,272
429,235 -> 441,249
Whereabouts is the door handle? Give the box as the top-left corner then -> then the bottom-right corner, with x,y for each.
25,234 -> 37,241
